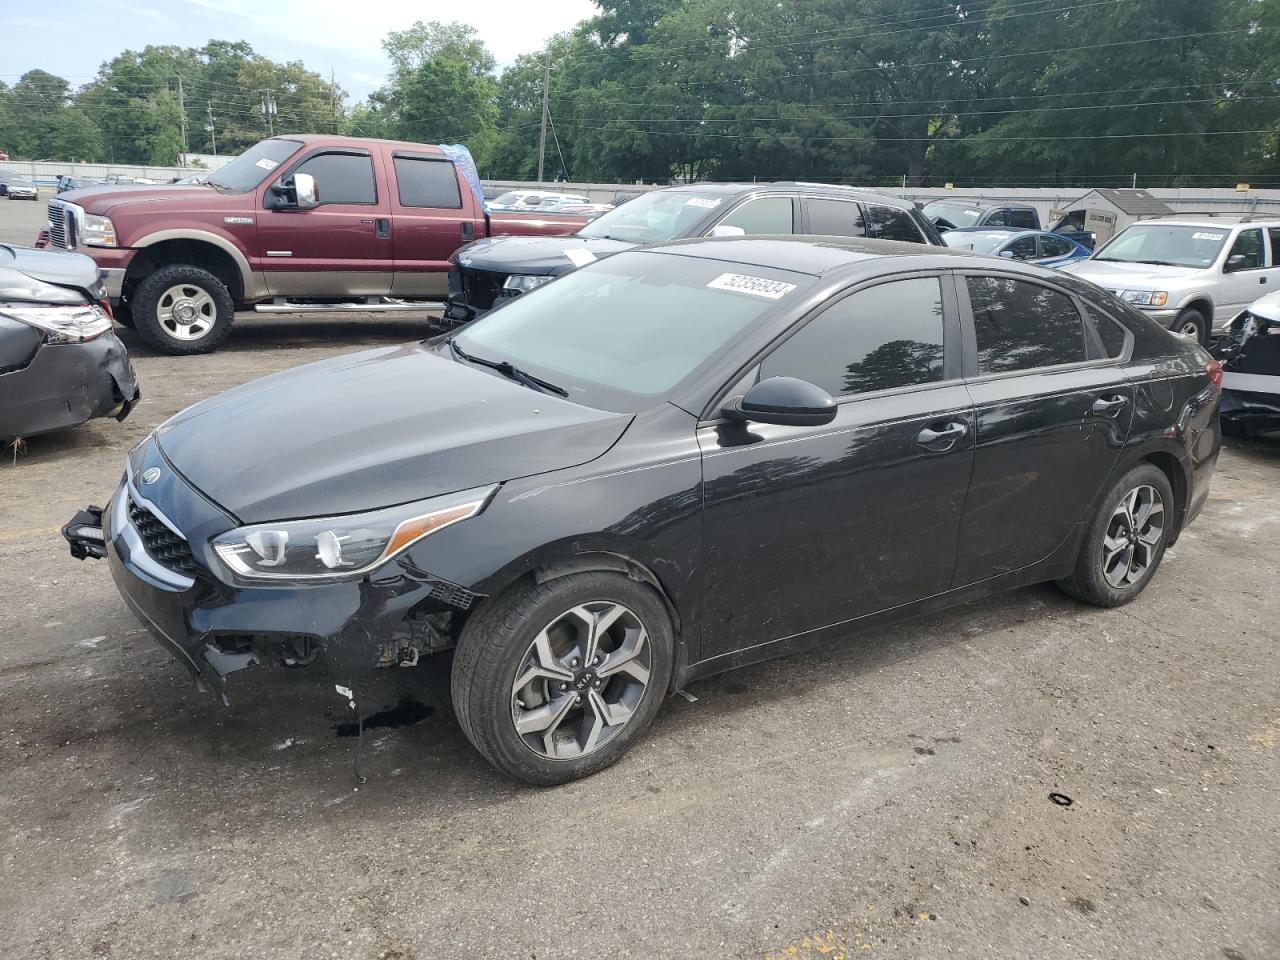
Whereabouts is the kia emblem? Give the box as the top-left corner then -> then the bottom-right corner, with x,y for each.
140,467 -> 162,485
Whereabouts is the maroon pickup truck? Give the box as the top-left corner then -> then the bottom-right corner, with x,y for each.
39,136 -> 587,354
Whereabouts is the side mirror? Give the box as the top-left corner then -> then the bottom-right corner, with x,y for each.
998,249 -> 1015,259
709,224 -> 746,238
723,376 -> 837,427
1225,253 -> 1247,272
272,172 -> 319,209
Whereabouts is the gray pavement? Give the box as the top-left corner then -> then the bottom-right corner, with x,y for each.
1,187 -> 1278,960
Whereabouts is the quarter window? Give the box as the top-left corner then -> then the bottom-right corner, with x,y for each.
806,199 -> 867,237
717,197 -> 794,235
1228,228 -> 1263,270
966,276 -> 1086,373
761,277 -> 946,396
293,152 -> 376,205
1039,235 -> 1075,258
864,205 -> 926,243
1082,302 -> 1127,358
393,157 -> 462,208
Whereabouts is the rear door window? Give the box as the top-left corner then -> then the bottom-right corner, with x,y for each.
393,157 -> 462,208
717,196 -> 796,235
760,277 -> 947,396
863,205 -> 926,243
966,275 -> 1086,374
1008,209 -> 1039,229
806,198 -> 867,238
293,152 -> 376,205
1039,235 -> 1075,258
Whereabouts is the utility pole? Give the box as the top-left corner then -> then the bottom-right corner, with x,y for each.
260,90 -> 277,136
537,51 -> 551,183
177,76 -> 189,158
206,101 -> 217,155
330,68 -> 338,133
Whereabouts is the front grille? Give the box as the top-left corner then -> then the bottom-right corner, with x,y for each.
128,493 -> 198,576
47,202 -> 68,248
457,267 -> 508,312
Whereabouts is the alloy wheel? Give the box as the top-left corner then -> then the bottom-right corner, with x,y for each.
510,601 -> 652,761
1176,320 -> 1200,340
1101,484 -> 1165,588
156,284 -> 216,341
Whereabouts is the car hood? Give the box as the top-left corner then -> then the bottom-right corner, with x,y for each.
454,235 -> 636,275
63,184 -> 224,215
0,243 -> 101,301
1061,260 -> 1199,286
156,343 -> 632,523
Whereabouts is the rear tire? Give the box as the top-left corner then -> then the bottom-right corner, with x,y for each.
132,264 -> 234,355
451,571 -> 674,785
1056,463 -> 1175,607
1172,308 -> 1208,346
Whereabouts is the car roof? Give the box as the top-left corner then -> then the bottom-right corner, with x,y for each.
647,234 -> 1002,277
923,199 -> 1035,210
661,181 -> 918,209
1137,214 -> 1280,229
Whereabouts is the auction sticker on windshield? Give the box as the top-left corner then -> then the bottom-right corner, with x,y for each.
256,158 -> 279,171
564,248 -> 598,267
685,197 -> 723,209
1193,232 -> 1225,241
706,273 -> 797,299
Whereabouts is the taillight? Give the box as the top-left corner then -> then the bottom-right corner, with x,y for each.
1206,360 -> 1223,393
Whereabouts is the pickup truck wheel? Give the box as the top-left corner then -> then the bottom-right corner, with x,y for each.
451,571 -> 674,785
1172,308 -> 1208,346
132,265 -> 234,355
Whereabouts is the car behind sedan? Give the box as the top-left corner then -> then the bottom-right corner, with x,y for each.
1,244 -> 139,442
6,178 -> 39,200
942,227 -> 1092,267
67,237 -> 1220,785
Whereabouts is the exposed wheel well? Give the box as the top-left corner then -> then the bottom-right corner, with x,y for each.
1140,451 -> 1188,541
1180,298 -> 1213,326
122,239 -> 245,305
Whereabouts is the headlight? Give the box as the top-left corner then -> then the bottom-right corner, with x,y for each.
1119,290 -> 1168,307
0,302 -> 113,342
502,274 -> 554,295
81,213 -> 117,247
211,485 -> 497,582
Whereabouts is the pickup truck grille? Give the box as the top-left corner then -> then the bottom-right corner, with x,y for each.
47,201 -> 68,248
128,493 -> 198,577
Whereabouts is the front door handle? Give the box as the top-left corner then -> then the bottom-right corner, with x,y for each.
1090,394 -> 1129,418
916,421 -> 968,450
375,217 -> 391,239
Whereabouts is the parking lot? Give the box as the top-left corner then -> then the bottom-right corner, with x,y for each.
3,195 -> 1280,960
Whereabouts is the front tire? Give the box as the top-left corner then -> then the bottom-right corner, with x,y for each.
1172,308 -> 1208,346
451,571 -> 674,785
132,264 -> 234,355
1057,463 -> 1174,607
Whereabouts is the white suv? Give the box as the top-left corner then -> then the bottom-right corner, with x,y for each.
1062,215 -> 1280,344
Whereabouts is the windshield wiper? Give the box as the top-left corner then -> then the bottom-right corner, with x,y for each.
1094,257 -> 1182,267
447,339 -> 569,397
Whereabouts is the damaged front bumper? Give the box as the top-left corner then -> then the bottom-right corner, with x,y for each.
0,330 -> 139,441
64,443 -> 480,702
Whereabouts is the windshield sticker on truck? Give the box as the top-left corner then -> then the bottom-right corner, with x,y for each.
706,273 -> 797,300
964,209 -> 981,216
685,197 -> 723,209
1193,232 -> 1225,241
563,248 -> 598,267
255,158 -> 280,171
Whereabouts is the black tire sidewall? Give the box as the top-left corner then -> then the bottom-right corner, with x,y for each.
133,265 -> 234,355
452,571 -> 674,786
1068,463 -> 1175,607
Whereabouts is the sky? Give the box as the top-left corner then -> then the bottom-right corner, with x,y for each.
0,0 -> 599,101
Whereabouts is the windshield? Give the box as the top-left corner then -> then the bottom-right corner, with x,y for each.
454,251 -> 808,410
209,138 -> 302,192
943,230 -> 1013,254
1093,223 -> 1230,268
578,190 -> 727,243
923,202 -> 983,228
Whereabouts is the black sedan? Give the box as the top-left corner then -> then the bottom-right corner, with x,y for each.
1,244 -> 139,443
67,237 -> 1220,784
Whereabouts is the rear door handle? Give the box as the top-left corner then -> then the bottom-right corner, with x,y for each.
916,421 -> 968,450
460,221 -> 474,241
1090,394 -> 1129,418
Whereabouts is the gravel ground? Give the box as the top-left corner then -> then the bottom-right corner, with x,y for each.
1,192 -> 1278,960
